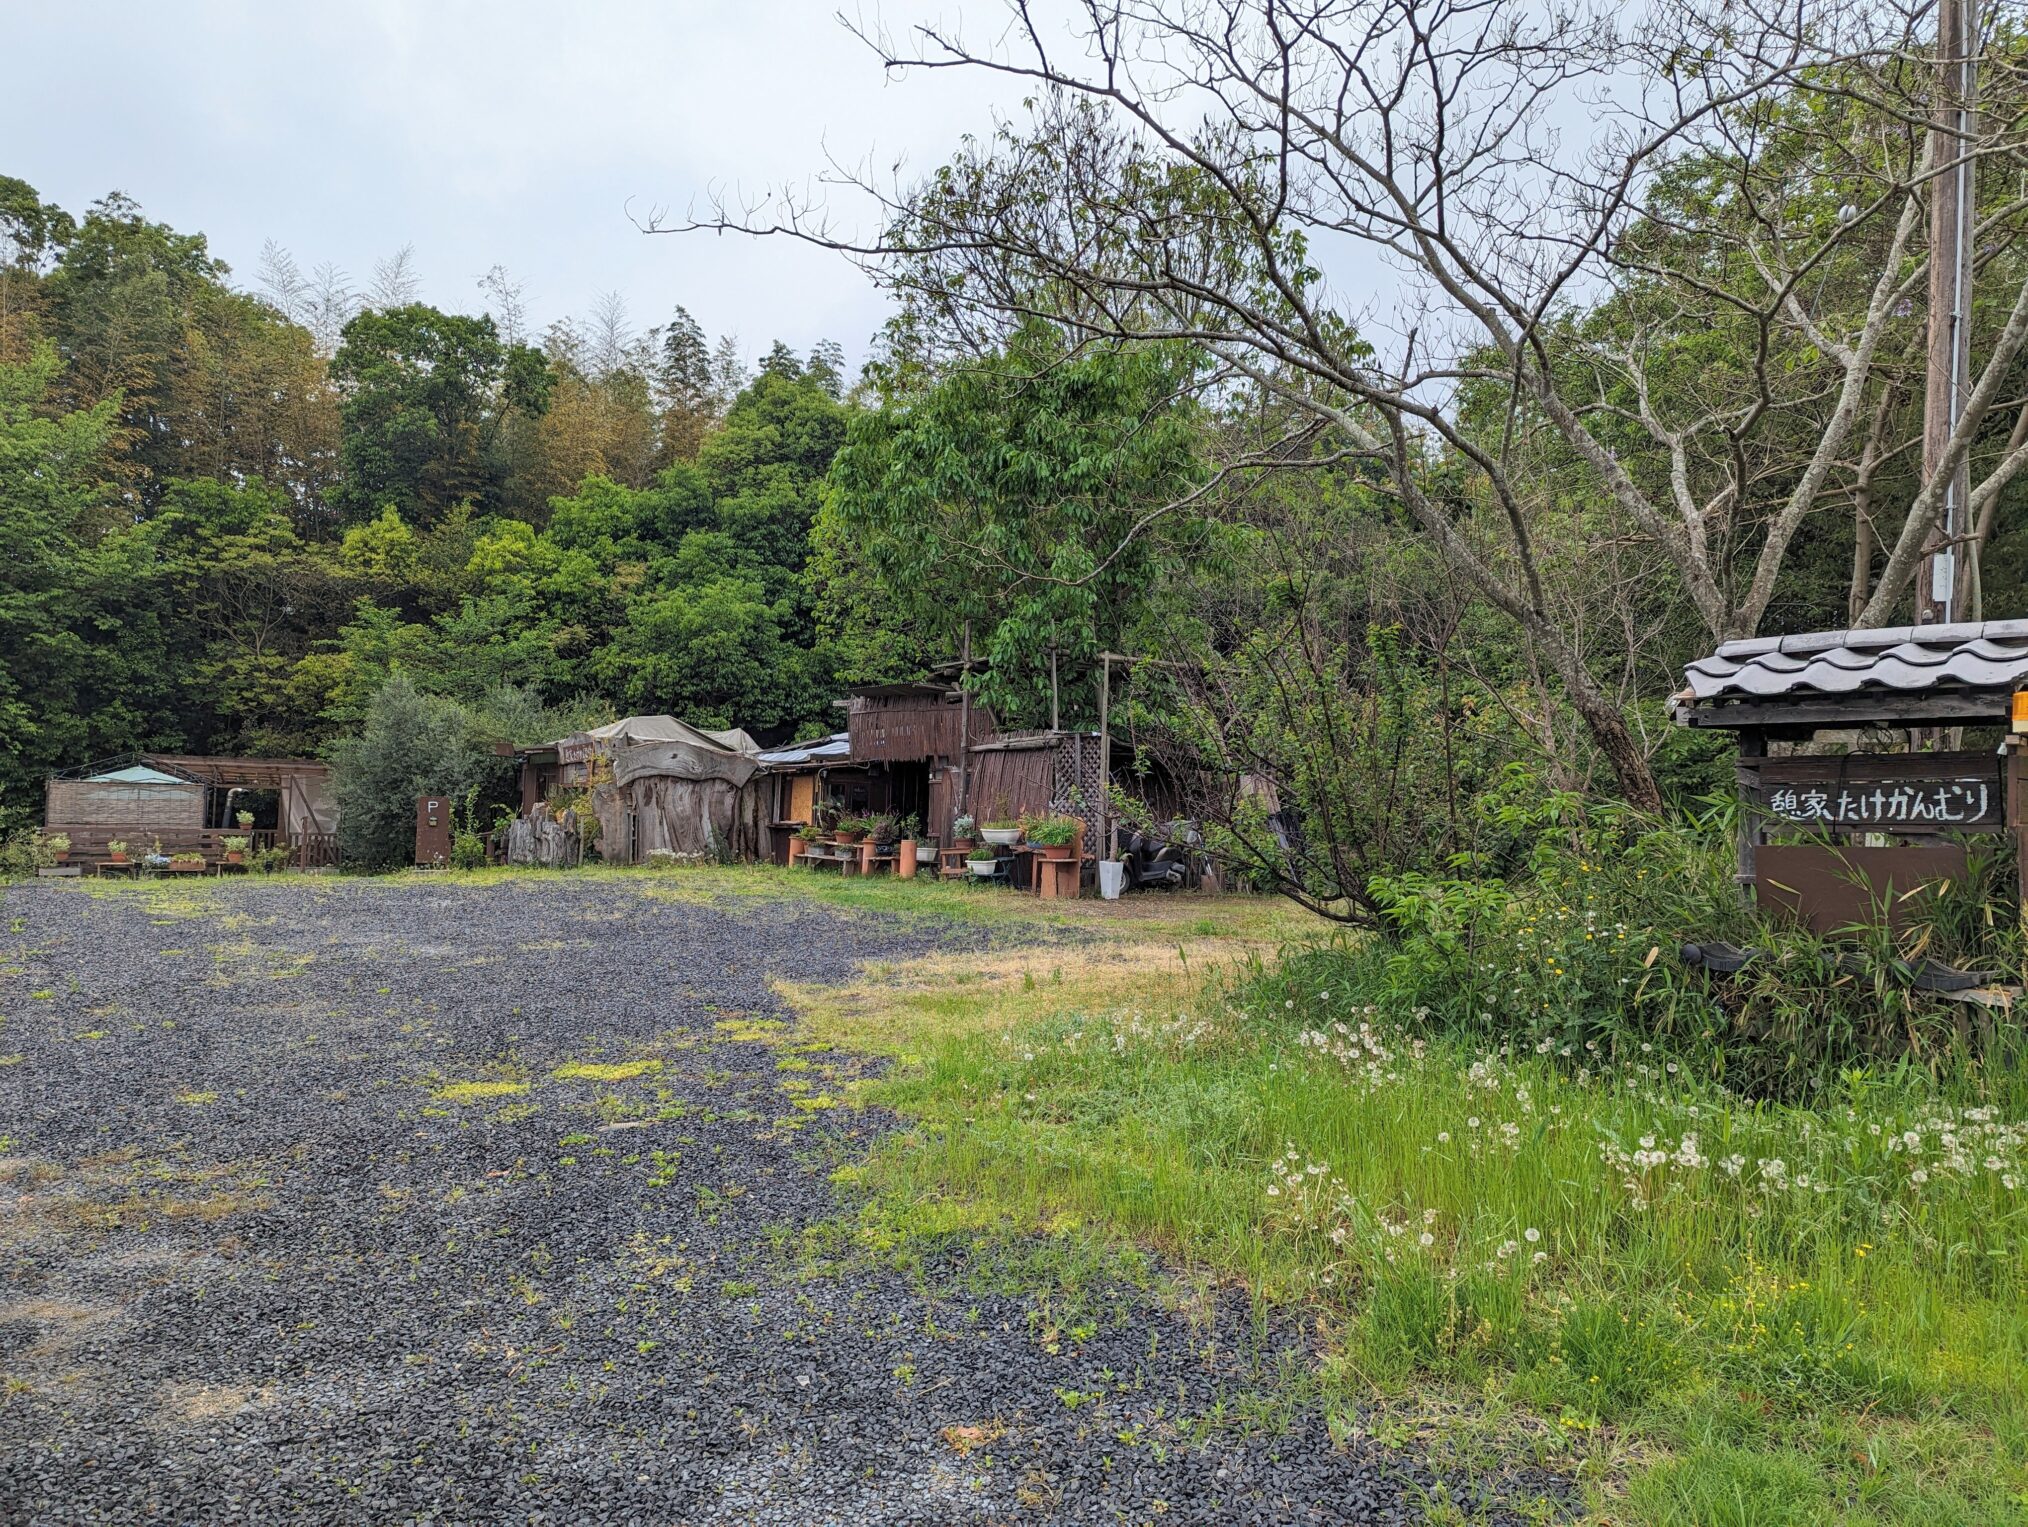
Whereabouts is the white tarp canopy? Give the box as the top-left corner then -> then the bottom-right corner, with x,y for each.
556,715 -> 759,775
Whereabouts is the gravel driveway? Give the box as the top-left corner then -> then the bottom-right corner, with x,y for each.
1,877 -> 1570,1525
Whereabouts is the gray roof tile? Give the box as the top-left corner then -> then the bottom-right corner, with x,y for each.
1683,621 -> 2028,703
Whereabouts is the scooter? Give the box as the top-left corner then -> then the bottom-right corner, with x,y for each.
1119,823 -> 1195,891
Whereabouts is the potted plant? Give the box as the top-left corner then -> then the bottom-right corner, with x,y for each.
835,815 -> 868,845
42,832 -> 70,864
167,851 -> 207,874
105,839 -> 130,866
981,820 -> 1023,847
950,814 -> 977,851
791,822 -> 823,866
235,810 -> 254,829
967,844 -> 1001,878
221,835 -> 249,865
869,813 -> 900,849
1024,814 -> 1079,861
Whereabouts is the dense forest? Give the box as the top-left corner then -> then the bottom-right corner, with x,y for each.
0,176 -> 880,826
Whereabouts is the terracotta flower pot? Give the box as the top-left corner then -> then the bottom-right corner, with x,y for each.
952,837 -> 976,853
107,854 -> 129,866
1038,843 -> 1073,861
225,852 -> 245,865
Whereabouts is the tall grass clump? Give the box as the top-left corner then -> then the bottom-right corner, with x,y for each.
1361,767 -> 2026,1099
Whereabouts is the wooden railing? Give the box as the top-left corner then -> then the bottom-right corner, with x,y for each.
294,831 -> 339,868
44,824 -> 340,868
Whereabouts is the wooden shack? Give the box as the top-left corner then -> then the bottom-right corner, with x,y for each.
1674,621 -> 2028,934
754,732 -> 862,865
44,754 -> 337,869
515,716 -> 766,864
838,684 -> 1108,845
844,682 -> 990,843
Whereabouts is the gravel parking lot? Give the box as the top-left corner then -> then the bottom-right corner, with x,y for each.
1,877 -> 1570,1525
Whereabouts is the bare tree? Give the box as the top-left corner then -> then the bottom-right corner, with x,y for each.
665,0 -> 2028,807
589,290 -> 636,381
306,263 -> 358,354
255,239 -> 308,321
368,243 -> 423,309
478,264 -> 529,347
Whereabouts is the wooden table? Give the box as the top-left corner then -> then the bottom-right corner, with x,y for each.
1013,847 -> 1081,899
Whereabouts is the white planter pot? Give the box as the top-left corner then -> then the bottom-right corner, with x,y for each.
968,859 -> 999,877
1097,859 -> 1126,900
981,827 -> 1022,846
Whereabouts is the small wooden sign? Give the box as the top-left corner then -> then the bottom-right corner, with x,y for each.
1753,752 -> 2002,831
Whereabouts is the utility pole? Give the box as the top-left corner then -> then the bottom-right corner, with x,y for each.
1919,0 -> 1979,627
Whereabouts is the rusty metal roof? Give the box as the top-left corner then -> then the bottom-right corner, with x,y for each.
1682,619 -> 2028,702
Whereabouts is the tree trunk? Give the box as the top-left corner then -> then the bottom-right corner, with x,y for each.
1570,687 -> 1663,812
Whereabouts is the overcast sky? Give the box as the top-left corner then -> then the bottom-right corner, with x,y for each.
5,1 -> 1029,370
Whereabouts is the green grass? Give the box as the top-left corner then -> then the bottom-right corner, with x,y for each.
789,921 -> 2028,1523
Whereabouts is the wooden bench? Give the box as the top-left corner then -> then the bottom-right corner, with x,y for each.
799,841 -> 862,875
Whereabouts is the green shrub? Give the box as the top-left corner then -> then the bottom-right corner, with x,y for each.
330,677 -> 502,873
0,827 -> 54,877
1336,766 -> 2024,1097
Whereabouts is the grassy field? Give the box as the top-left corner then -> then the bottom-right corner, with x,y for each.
733,866 -> 2026,1526
52,863 -> 2028,1521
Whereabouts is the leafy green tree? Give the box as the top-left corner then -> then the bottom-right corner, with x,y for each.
699,369 -> 847,597
821,331 -> 1206,725
42,193 -> 228,500
141,477 -> 350,754
327,304 -> 510,525
595,576 -> 822,732
0,345 -> 175,823
0,176 -> 76,271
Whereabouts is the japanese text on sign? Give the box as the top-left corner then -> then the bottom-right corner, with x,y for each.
1763,780 -> 1993,827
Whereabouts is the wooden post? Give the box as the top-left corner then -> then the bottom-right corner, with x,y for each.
1735,729 -> 1766,906
1049,644 -> 1060,732
956,621 -> 972,822
2006,738 -> 2028,934
1097,652 -> 1113,859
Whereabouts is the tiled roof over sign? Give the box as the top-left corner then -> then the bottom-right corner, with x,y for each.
1681,619 -> 2028,702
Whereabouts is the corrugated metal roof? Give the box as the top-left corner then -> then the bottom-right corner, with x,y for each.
755,732 -> 852,768
1683,619 -> 2028,702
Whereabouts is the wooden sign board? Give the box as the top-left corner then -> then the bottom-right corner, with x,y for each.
1752,752 -> 2002,831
